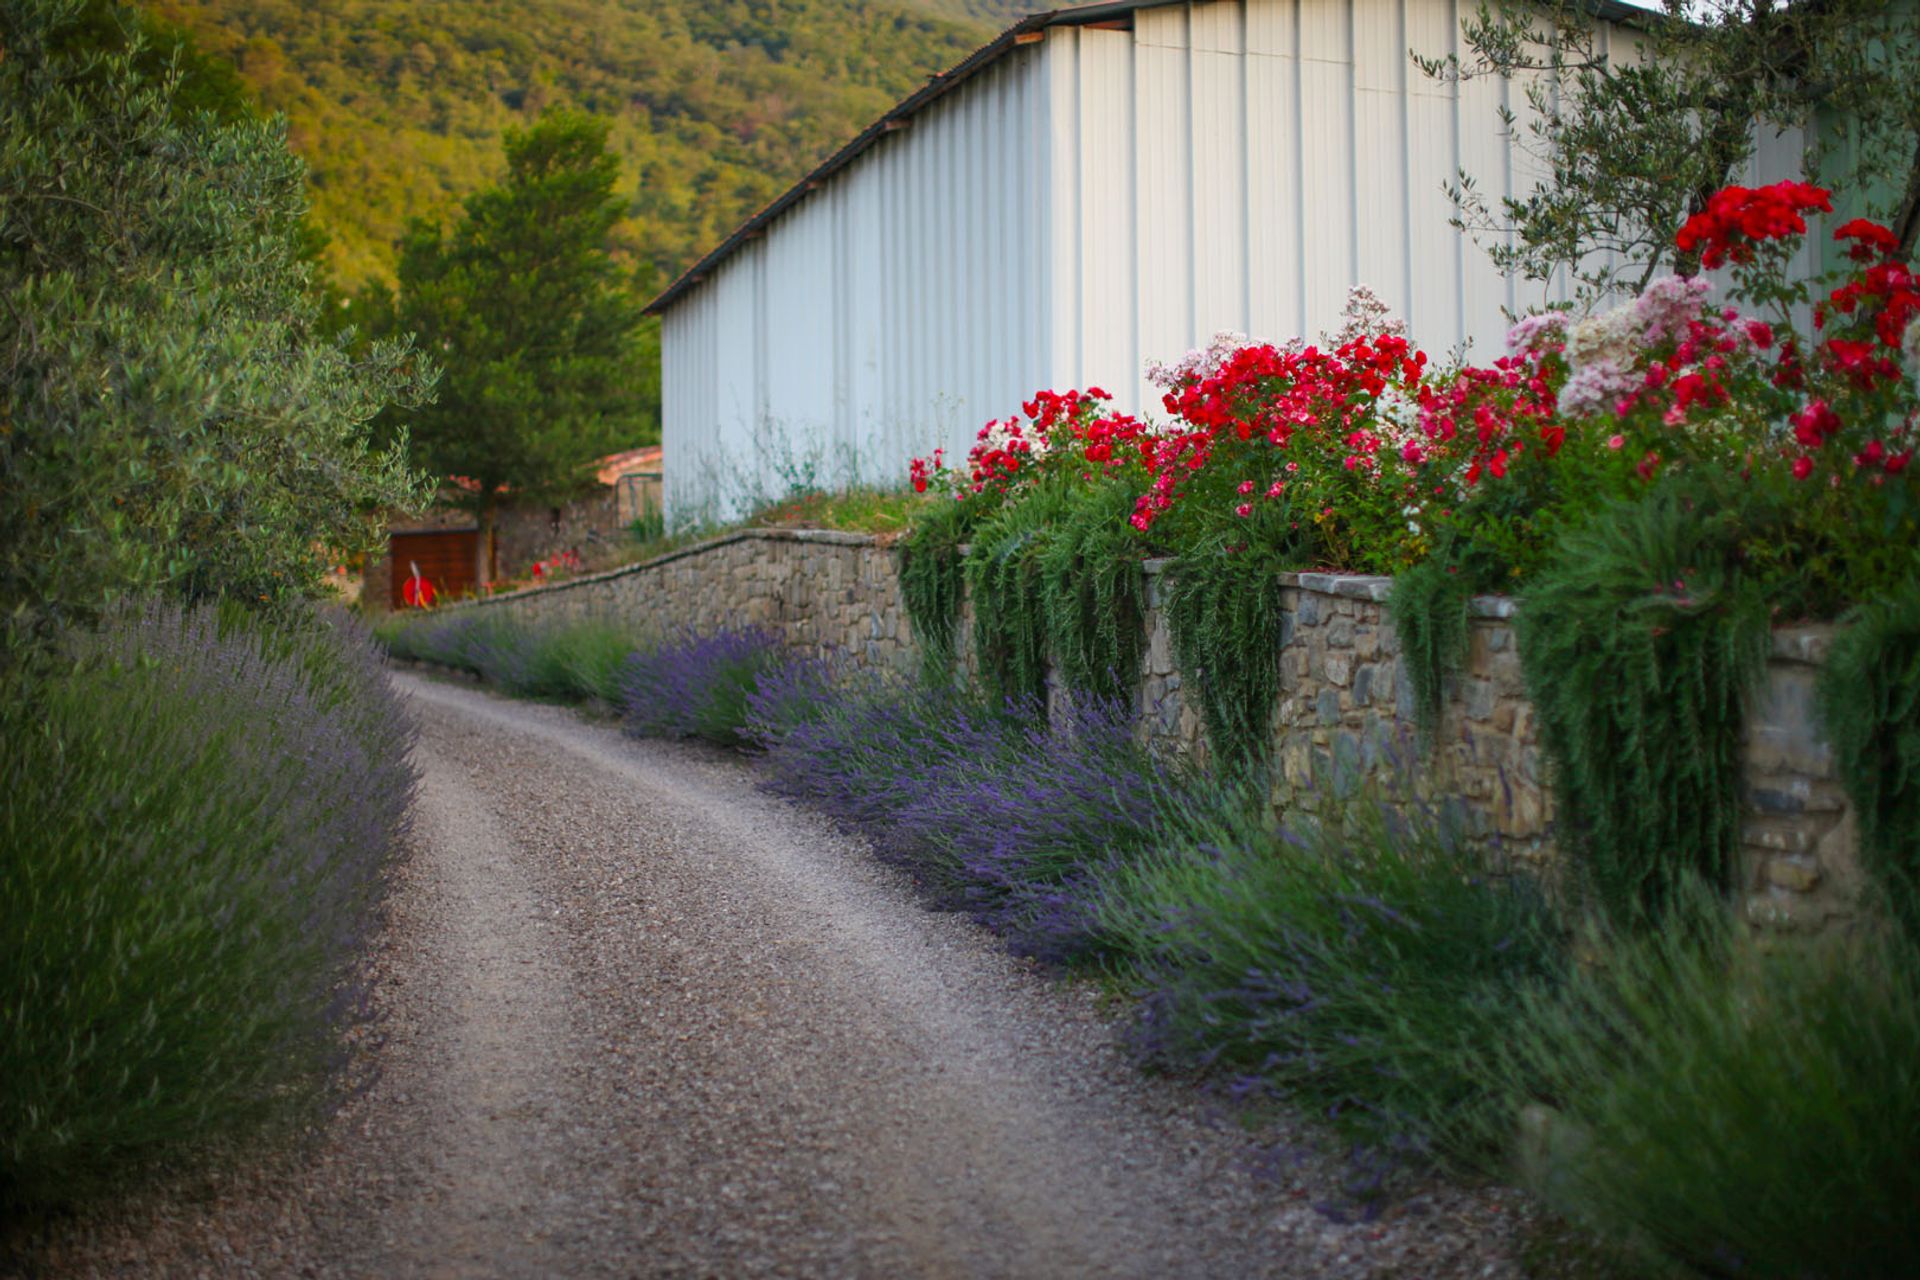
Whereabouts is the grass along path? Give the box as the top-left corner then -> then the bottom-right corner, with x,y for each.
12,671 -> 1540,1278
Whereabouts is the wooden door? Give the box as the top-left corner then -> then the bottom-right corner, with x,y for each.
388,529 -> 480,609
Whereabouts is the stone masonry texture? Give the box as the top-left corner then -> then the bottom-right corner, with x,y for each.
444,529 -> 1865,937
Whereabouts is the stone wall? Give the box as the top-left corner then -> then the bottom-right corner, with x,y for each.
457,528 -> 918,673
448,527 -> 1863,936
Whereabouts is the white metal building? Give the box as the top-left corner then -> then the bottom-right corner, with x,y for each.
646,0 -> 1798,520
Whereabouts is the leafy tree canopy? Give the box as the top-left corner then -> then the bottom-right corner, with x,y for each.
1418,0 -> 1920,298
0,0 -> 434,633
143,0 -> 1004,291
393,109 -> 651,569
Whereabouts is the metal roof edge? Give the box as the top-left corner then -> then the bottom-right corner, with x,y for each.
642,1 -> 1164,315
642,0 -> 1657,316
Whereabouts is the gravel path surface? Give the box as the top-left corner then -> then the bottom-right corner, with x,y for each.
9,671 -> 1541,1279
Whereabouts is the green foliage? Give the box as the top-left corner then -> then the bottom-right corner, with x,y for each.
376,611 -> 638,703
964,483 -> 1075,710
746,484 -> 931,536
1516,481 -> 1773,926
1498,904 -> 1920,1280
1818,585 -> 1920,943
148,0 -> 995,291
1165,535 -> 1293,773
1421,0 -> 1920,293
0,605 -> 411,1206
1099,785 -> 1567,1159
0,0 -> 433,632
1388,557 -> 1474,740
1037,480 -> 1149,705
394,110 -> 651,551
57,0 -> 255,124
619,628 -> 796,749
898,493 -> 974,679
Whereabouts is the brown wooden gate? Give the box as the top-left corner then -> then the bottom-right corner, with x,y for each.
388,528 -> 480,609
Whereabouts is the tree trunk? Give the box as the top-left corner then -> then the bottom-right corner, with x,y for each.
1892,132 -> 1920,257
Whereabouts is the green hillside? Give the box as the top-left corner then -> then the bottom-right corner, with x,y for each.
148,0 -> 1019,291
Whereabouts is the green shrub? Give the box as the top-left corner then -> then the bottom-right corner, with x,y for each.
375,612 -> 639,704
1100,787 -> 1566,1159
964,483 -> 1076,710
1037,479 -> 1149,705
0,0 -> 430,632
1516,482 -> 1772,926
1818,586 -> 1920,944
1500,908 -> 1920,1280
1387,556 -> 1473,739
898,493 -> 974,679
1164,534 -> 1294,773
0,605 -> 412,1207
619,627 -> 799,748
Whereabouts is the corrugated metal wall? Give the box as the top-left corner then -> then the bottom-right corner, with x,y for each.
662,47 -> 1051,521
1045,0 -> 1651,411
662,0 -> 1809,520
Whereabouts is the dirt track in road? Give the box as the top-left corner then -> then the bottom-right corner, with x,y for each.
13,672 -> 1533,1279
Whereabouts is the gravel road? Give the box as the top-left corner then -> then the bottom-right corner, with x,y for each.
10,671 -> 1541,1279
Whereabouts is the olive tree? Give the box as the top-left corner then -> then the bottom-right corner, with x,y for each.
0,0 -> 434,632
1418,0 -> 1920,298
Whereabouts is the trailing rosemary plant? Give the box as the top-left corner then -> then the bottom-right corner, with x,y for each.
1166,529 -> 1294,774
898,494 -> 974,680
1038,480 -> 1149,705
1516,482 -> 1772,927
1387,556 -> 1474,740
965,483 -> 1076,710
1817,586 -> 1920,944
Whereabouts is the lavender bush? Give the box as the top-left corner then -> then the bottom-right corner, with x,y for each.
754,676 -> 1220,963
620,626 -> 800,748
0,604 -> 414,1207
1098,785 -> 1564,1161
377,612 -> 637,703
1496,905 -> 1920,1279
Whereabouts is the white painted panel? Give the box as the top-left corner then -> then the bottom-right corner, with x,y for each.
1078,27 -> 1140,404
1403,0 -> 1460,346
1353,0 -> 1409,327
1247,10 -> 1305,344
1048,28 -> 1084,387
1191,0 -> 1245,53
1135,25 -> 1194,392
1192,44 -> 1250,337
1454,7 -> 1514,348
1299,3 -> 1356,335
1135,2 -> 1191,49
762,194 -> 836,477
1246,0 -> 1295,57
1352,0 -> 1400,92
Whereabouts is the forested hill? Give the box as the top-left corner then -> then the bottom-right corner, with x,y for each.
146,1 -> 1029,291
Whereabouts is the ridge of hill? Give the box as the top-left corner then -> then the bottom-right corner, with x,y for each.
148,0 -> 1022,290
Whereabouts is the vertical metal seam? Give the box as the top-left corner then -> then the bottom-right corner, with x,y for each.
1398,0 -> 1414,331
1239,0 -> 1253,334
1175,2 -> 1190,345
1293,0 -> 1307,337
1450,0 -> 1466,349
1346,0 -> 1360,291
